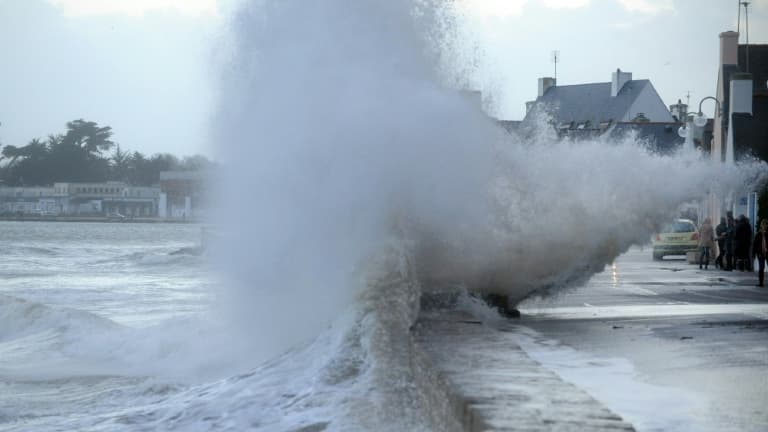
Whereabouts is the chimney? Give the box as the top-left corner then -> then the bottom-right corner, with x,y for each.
538,77 -> 556,97
719,31 -> 739,66
611,69 -> 632,97
669,99 -> 688,122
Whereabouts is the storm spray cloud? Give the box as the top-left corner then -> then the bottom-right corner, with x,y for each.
209,0 -> 501,356
209,0 -> 767,360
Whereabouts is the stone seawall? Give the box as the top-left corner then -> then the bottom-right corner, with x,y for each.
413,312 -> 636,431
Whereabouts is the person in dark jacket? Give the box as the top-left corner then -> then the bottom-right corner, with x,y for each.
744,217 -> 754,271
715,217 -> 727,269
734,215 -> 752,271
725,212 -> 735,271
752,219 -> 768,287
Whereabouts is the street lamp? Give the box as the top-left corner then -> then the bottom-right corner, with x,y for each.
677,96 -> 721,150
692,96 -> 721,127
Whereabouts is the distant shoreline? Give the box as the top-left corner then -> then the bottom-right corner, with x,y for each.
0,216 -> 200,224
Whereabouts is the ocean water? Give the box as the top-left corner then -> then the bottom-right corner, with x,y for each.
0,222 -> 213,429
0,221 -> 458,431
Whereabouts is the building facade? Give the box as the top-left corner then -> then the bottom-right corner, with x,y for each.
706,31 -> 767,229
0,182 -> 160,217
523,68 -> 675,129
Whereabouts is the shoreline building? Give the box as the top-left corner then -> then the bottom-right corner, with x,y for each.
523,69 -> 675,130
0,182 -> 160,217
706,31 -> 768,229
512,69 -> 684,153
0,186 -> 57,215
1,171 -> 210,220
53,182 -> 159,216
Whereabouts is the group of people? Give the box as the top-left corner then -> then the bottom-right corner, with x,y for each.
698,211 -> 768,287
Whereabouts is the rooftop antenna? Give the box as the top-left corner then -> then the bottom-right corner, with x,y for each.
685,91 -> 691,107
742,1 -> 750,72
551,50 -> 560,81
737,0 -> 741,34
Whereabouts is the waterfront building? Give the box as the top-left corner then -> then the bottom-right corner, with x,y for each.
0,182 -> 160,217
523,68 -> 675,129
706,32 -> 768,230
0,186 -> 57,215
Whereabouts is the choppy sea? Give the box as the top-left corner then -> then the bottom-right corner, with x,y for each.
0,221 -> 457,432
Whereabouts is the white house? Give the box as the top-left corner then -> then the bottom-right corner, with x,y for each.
523,69 -> 675,129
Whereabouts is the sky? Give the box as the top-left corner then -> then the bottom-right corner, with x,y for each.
0,0 -> 766,157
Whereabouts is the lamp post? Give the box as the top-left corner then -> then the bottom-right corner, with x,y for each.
677,96 -> 721,153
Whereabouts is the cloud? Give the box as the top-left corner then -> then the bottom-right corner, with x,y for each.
617,0 -> 673,14
541,0 -> 591,9
47,0 -> 218,17
461,0 -> 528,18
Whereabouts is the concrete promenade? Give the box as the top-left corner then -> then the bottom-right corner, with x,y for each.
414,247 -> 768,431
414,312 -> 635,431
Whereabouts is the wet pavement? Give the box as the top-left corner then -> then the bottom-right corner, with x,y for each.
415,313 -> 637,431
416,247 -> 768,431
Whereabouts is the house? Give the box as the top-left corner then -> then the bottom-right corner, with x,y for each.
733,43 -> 768,161
708,31 -> 768,226
522,69 -> 675,130
505,69 -> 683,153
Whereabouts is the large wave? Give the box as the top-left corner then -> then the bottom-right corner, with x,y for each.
208,0 -> 766,358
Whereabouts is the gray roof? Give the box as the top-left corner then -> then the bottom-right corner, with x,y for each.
523,80 -> 652,126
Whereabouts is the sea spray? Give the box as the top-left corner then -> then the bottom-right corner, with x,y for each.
209,0 -> 500,363
210,0 -> 768,360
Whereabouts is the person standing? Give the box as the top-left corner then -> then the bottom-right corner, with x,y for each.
734,215 -> 751,271
752,219 -> 768,287
698,218 -> 715,270
745,217 -> 754,271
725,211 -> 735,271
715,217 -> 727,269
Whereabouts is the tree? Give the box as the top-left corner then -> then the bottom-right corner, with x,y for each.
127,151 -> 151,185
1,120 -> 114,186
110,144 -> 130,181
181,154 -> 214,171
2,138 -> 52,185
1,145 -> 22,166
0,119 -> 216,187
61,119 -> 115,157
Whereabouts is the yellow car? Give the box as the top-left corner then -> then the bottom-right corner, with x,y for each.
652,219 -> 699,260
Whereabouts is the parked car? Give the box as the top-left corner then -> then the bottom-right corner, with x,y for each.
107,212 -> 126,221
652,218 -> 699,260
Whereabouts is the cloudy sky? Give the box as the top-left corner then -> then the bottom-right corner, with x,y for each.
1,0 -> 766,157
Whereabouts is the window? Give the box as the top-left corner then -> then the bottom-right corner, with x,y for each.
661,221 -> 697,233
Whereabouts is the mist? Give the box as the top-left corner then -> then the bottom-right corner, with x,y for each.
208,0 -> 767,362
